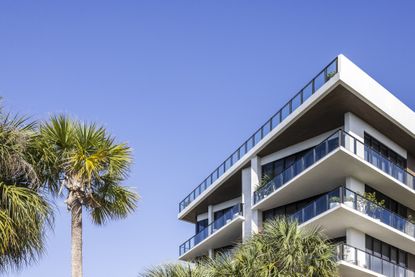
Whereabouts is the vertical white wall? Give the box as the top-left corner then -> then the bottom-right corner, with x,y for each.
346,228 -> 366,267
242,168 -> 252,241
345,177 -> 365,195
344,112 -> 406,158
207,205 -> 214,258
242,156 -> 263,241
250,156 -> 262,235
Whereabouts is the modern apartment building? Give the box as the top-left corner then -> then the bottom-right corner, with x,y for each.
178,55 -> 415,277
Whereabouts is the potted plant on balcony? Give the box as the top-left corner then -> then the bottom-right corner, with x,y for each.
344,195 -> 355,208
329,196 -> 341,208
325,71 -> 336,81
256,174 -> 272,190
362,192 -> 385,221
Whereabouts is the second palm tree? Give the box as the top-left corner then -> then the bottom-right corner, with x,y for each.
34,115 -> 139,277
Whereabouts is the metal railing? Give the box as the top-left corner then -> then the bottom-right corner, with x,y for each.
254,129 -> 415,204
337,243 -> 415,277
179,58 -> 339,212
179,203 -> 243,256
290,186 -> 415,239
343,187 -> 415,238
254,130 -> 341,204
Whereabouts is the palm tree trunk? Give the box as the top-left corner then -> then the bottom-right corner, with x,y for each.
71,201 -> 83,277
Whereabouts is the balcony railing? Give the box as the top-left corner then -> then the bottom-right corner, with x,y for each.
364,145 -> 415,189
179,204 -> 243,256
254,129 -> 415,204
290,186 -> 415,239
254,130 -> 342,204
179,58 -> 339,212
337,243 -> 415,277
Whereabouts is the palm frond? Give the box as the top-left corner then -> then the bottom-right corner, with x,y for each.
140,262 -> 206,277
89,178 -> 139,225
0,183 -> 53,272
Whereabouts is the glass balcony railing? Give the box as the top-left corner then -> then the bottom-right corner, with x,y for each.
364,145 -> 415,189
179,58 -> 339,212
337,243 -> 415,277
290,186 -> 342,224
254,129 -> 415,204
179,204 -> 243,256
343,187 -> 415,238
254,130 -> 342,204
290,186 -> 415,239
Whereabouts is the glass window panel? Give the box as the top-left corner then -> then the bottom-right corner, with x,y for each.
315,142 -> 327,160
373,239 -> 381,257
371,255 -> 382,273
399,250 -> 407,267
327,135 -> 339,152
315,196 -> 327,215
274,160 -> 284,176
382,242 -> 390,260
303,204 -> 314,222
262,164 -> 274,179
391,247 -> 398,264
285,203 -> 297,215
383,261 -> 393,276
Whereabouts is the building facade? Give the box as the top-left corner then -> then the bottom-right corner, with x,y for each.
178,55 -> 415,276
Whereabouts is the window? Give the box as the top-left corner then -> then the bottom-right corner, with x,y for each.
364,133 -> 406,168
382,242 -> 390,260
366,235 -> 410,268
262,192 -> 324,222
261,148 -> 311,181
195,219 -> 208,233
365,185 -> 412,218
214,206 -> 233,221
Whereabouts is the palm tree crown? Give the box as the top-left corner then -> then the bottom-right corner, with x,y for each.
35,115 -> 138,223
141,217 -> 338,277
34,115 -> 139,277
0,111 -> 53,272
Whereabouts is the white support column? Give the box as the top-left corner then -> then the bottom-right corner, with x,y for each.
242,156 -> 263,241
345,177 -> 365,195
250,156 -> 262,235
208,249 -> 214,259
344,112 -> 364,158
208,205 -> 214,258
242,168 -> 251,241
346,228 -> 366,267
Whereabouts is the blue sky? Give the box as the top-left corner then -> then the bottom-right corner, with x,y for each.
1,1 -> 415,276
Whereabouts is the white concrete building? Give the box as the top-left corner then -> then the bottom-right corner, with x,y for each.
178,55 -> 415,276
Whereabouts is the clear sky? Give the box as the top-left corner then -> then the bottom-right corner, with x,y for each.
1,1 -> 415,276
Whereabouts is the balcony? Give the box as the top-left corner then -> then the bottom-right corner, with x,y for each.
292,187 -> 415,238
178,58 -> 339,213
254,130 -> 341,204
337,243 -> 415,277
179,204 -> 243,260
253,129 -> 415,210
290,186 -> 415,255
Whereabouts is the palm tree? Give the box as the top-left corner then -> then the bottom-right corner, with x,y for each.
235,217 -> 338,277
34,115 -> 139,277
141,217 -> 338,277
140,263 -> 206,277
0,111 -> 53,272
